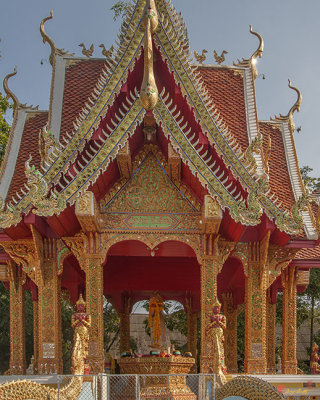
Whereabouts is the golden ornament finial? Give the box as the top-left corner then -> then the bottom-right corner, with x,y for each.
274,79 -> 302,134
3,66 -> 19,108
140,0 -> 159,111
249,25 -> 264,61
40,10 -> 55,66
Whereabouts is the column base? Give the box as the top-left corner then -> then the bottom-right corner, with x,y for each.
245,358 -> 267,374
282,360 -> 297,374
87,356 -> 105,374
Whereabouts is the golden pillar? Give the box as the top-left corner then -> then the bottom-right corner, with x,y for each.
266,292 -> 276,374
85,254 -> 104,373
244,237 -> 269,374
8,261 -> 26,374
33,299 -> 39,374
282,265 -> 297,374
200,235 -> 234,373
119,311 -> 131,354
222,293 -> 238,373
38,256 -> 62,374
187,312 -> 198,359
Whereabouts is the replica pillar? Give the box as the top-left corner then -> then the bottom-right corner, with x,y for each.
37,250 -> 62,374
0,236 -> 63,374
67,191 -> 105,373
186,298 -> 198,371
33,298 -> 39,374
266,291 -> 277,374
200,236 -> 234,372
282,265 -> 297,374
222,293 -> 238,373
8,261 -> 26,374
84,252 -> 104,372
119,296 -> 131,354
244,236 -> 269,374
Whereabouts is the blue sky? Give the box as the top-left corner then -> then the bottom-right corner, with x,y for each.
1,0 -> 320,176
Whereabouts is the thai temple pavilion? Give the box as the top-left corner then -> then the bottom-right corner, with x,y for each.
0,0 -> 320,376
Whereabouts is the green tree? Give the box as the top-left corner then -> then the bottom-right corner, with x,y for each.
0,92 -> 11,164
110,1 -> 131,21
300,165 -> 320,193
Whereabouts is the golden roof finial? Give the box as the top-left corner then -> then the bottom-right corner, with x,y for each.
249,25 -> 264,80
3,66 -> 19,109
249,25 -> 264,61
40,10 -> 55,66
140,0 -> 159,111
233,25 -> 264,79
274,79 -> 302,134
40,10 -> 73,65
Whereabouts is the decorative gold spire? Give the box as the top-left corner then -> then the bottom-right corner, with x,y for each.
40,10 -> 55,65
234,25 -> 264,80
249,25 -> 264,62
140,0 -> 159,111
3,67 -> 19,108
275,79 -> 302,134
40,10 -> 73,65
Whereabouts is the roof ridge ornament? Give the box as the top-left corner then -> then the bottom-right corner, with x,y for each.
140,0 -> 159,110
40,10 -> 74,65
273,79 -> 302,134
3,67 -> 20,109
234,25 -> 264,79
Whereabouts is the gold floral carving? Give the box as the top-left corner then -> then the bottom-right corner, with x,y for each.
233,242 -> 249,276
267,245 -> 299,288
0,240 -> 38,283
7,261 -> 26,374
222,293 -> 238,373
281,265 -> 297,374
244,236 -> 271,374
200,236 -> 234,373
75,191 -> 101,232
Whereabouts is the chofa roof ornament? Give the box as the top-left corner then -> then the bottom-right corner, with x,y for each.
274,79 -> 302,134
40,10 -> 73,66
3,67 -> 20,109
234,25 -> 264,80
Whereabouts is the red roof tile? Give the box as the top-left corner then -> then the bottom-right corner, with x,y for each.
59,59 -> 105,142
259,121 -> 295,211
198,66 -> 249,150
6,111 -> 48,202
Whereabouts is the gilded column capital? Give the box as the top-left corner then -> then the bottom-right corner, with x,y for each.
75,191 -> 102,232
63,231 -> 104,271
267,245 -> 299,288
0,239 -> 38,284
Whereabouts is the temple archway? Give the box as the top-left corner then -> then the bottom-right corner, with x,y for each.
103,240 -> 200,359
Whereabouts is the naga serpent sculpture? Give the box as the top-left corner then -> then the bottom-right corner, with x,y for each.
0,301 -> 90,400
215,375 -> 284,400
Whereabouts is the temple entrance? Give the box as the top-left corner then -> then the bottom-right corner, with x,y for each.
103,239 -> 200,363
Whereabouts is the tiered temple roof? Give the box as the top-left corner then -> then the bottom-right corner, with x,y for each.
0,0 -> 319,260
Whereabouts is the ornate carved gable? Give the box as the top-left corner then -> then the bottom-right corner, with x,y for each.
100,150 -> 201,232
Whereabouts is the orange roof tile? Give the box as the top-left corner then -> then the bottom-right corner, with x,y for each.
295,246 -> 320,260
6,111 -> 48,201
259,121 -> 295,211
198,66 -> 249,150
59,59 -> 105,142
